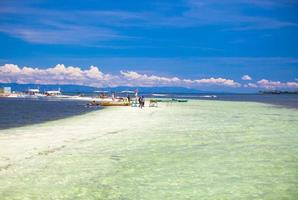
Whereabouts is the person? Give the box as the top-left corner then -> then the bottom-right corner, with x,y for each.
134,88 -> 138,98
127,94 -> 131,102
138,96 -> 142,108
138,96 -> 145,108
141,96 -> 145,108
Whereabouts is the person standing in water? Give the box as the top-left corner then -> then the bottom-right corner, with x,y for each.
138,96 -> 142,108
138,96 -> 145,108
141,96 -> 145,108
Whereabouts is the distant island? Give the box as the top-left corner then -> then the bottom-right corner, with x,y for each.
0,83 -> 207,94
259,90 -> 298,94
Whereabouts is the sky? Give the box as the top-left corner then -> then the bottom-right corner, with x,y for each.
0,0 -> 298,92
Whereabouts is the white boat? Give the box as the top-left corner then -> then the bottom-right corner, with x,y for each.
199,95 -> 217,98
152,93 -> 168,97
25,89 -> 46,98
44,90 -> 73,99
27,89 -> 40,95
45,90 -> 61,96
121,90 -> 135,94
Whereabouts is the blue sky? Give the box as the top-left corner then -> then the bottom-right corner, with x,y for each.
0,0 -> 297,91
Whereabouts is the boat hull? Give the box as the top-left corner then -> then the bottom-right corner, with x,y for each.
89,101 -> 131,106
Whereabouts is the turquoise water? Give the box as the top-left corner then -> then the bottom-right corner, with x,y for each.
0,100 -> 297,199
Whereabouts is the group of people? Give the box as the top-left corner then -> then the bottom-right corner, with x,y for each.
127,94 -> 145,108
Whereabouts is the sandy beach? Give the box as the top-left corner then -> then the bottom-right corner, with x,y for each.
0,100 -> 298,199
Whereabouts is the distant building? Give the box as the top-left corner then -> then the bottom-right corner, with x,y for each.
0,87 -> 11,94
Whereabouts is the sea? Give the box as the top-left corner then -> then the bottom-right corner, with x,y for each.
0,97 -> 100,130
0,93 -> 297,130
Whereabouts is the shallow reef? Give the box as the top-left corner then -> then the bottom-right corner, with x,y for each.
0,100 -> 297,199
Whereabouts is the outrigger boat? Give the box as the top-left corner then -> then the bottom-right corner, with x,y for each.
153,98 -> 188,103
89,90 -> 137,106
154,99 -> 172,103
171,98 -> 188,102
25,89 -> 46,98
88,100 -> 130,107
99,101 -> 130,106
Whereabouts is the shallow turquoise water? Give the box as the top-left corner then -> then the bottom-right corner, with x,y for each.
0,100 -> 297,199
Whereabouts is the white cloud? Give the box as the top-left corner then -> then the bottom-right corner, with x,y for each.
0,64 -> 243,89
0,64 -> 117,87
285,82 -> 298,88
241,75 -> 252,80
0,25 -> 121,44
193,77 -> 241,87
119,71 -> 241,87
244,83 -> 258,88
120,71 -> 182,87
3,64 -> 298,90
256,79 -> 298,89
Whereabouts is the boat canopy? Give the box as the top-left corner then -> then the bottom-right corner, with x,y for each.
28,89 -> 40,93
121,90 -> 135,93
94,90 -> 108,93
45,90 -> 61,95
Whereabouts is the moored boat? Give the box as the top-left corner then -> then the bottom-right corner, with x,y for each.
88,100 -> 131,106
99,101 -> 131,106
153,98 -> 188,103
177,99 -> 188,102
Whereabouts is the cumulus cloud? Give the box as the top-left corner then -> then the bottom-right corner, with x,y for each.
120,71 -> 242,87
120,71 -> 182,87
241,75 -> 252,81
0,64 -> 243,89
244,83 -> 258,88
0,64 -> 117,87
255,79 -> 298,89
194,77 -> 241,87
2,64 -> 297,90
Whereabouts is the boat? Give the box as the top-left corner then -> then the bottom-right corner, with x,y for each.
200,95 -> 217,98
154,99 -> 172,102
152,94 -> 168,97
45,90 -> 61,96
44,90 -> 73,98
152,98 -> 188,103
172,98 -> 188,102
99,101 -> 131,106
94,90 -> 109,98
25,89 -> 46,98
177,99 -> 188,102
88,100 -> 131,106
121,90 -> 135,94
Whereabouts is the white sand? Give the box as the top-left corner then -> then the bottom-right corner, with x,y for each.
0,102 -> 159,168
0,100 -> 297,199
